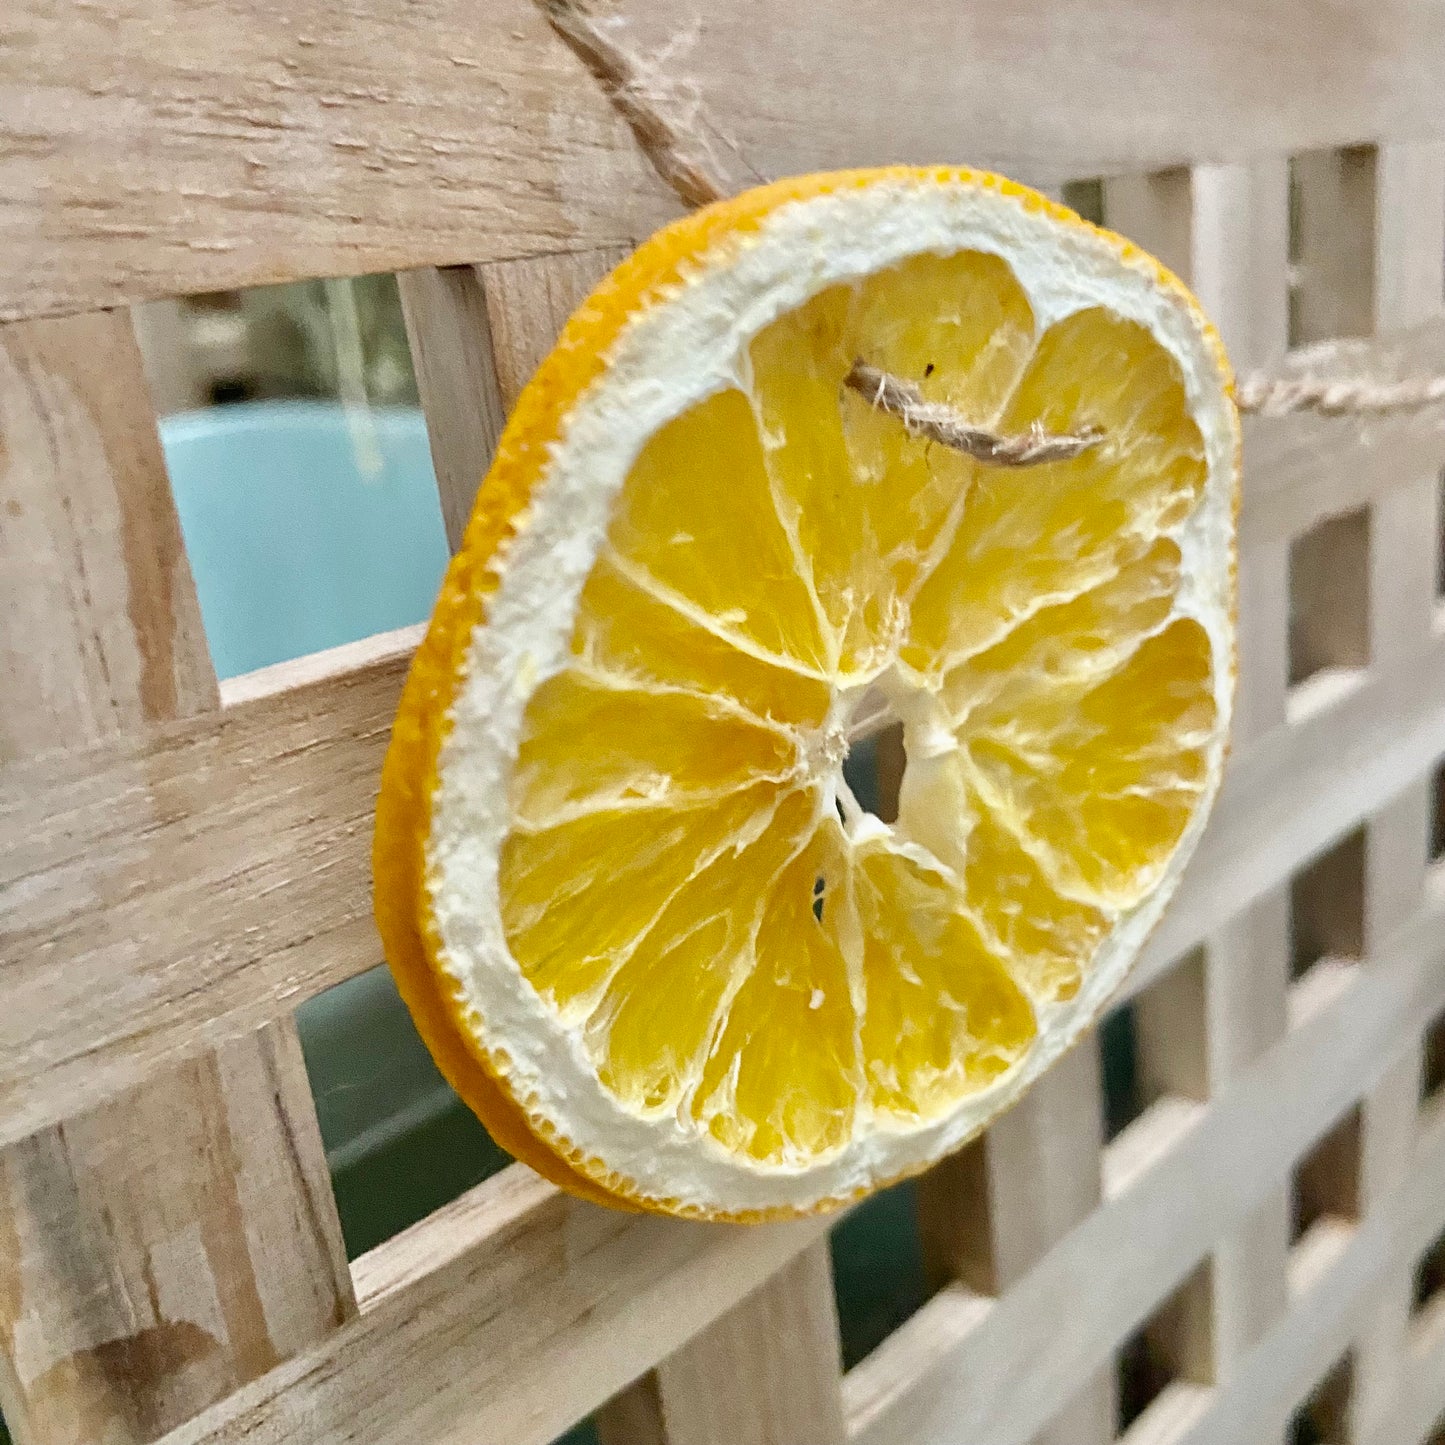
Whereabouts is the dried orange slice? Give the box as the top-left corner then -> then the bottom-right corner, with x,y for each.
373,167 -> 1238,1219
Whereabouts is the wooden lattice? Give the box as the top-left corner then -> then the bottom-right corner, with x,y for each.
3,5 -> 1445,1444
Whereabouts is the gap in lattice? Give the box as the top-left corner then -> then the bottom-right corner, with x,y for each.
1287,1351 -> 1355,1445
1436,469 -> 1445,602
1431,759 -> 1445,867
1100,1003 -> 1143,1143
1287,509 -> 1371,700
1412,1225 -> 1445,1323
1287,146 -> 1377,350
304,964 -> 512,1259
135,272 -> 447,684
1061,178 -> 1105,225
134,274 -> 422,415
1424,1005 -> 1445,1109
550,1416 -> 605,1445
1115,1259 -> 1214,1439
134,272 -> 478,1261
1288,828 -> 1366,1005
1100,946 -> 1208,1164
1289,1105 -> 1362,1250
829,1176 -> 937,1370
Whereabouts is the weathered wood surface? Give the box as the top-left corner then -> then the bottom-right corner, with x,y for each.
626,1242 -> 848,1445
159,1167 -> 834,1445
847,892 -> 1445,1445
0,631 -> 412,1145
398,245 -> 629,546
0,310 -> 353,1443
4,0 -> 1444,321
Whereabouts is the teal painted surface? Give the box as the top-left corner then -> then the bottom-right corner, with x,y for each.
831,1180 -> 932,1371
162,401 -> 449,678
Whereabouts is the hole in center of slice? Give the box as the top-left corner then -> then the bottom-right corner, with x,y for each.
841,721 -> 906,825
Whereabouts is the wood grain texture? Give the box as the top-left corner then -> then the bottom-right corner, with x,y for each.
158,1169 -> 832,1445
0,1025 -> 353,1443
476,247 -> 632,409
165,1014 -> 1445,1445
396,266 -> 507,551
0,309 -> 353,1442
1199,897 -> 1292,1378
0,633 -> 412,1146
0,312 -> 218,759
920,1044 -> 1105,1299
593,1374 -> 667,1445
0,0 -> 677,323
1172,1101 -> 1445,1445
399,246 -> 629,548
1187,156 -> 1295,1394
645,1242 -> 847,1445
918,1046 -> 1116,1444
1349,139 -> 1445,1445
4,0 -> 1445,320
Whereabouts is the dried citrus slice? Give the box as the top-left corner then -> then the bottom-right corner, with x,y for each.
373,167 -> 1238,1219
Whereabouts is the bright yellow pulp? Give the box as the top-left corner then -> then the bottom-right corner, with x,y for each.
498,249 -> 1216,1169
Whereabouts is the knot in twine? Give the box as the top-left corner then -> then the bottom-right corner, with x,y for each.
538,0 -> 1445,466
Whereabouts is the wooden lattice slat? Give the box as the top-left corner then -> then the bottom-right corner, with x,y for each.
0,630 -> 414,1145
1109,158 -> 1296,1443
599,1241 -> 848,1445
5,0 -> 1445,322
0,312 -> 353,1442
1350,137 -> 1445,1445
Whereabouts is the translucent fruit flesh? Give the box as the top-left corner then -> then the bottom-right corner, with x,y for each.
497,248 -> 1217,1169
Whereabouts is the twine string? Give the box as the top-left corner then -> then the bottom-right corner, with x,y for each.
538,0 -> 1445,459
845,361 -> 1104,465
1233,370 -> 1445,417
537,0 -> 729,211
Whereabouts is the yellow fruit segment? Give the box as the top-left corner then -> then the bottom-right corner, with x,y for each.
511,669 -> 796,826
904,309 -> 1206,674
588,788 -> 820,1115
500,785 -> 779,1014
376,167 -> 1236,1217
960,808 -> 1108,1005
608,387 -> 832,674
750,253 -> 1037,675
939,537 -> 1184,725
690,820 -> 862,1164
965,619 -> 1217,908
855,842 -> 1035,1118
574,558 -> 834,729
